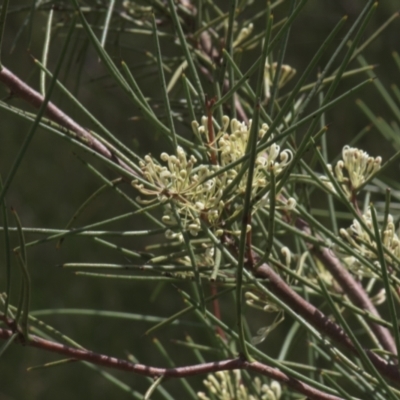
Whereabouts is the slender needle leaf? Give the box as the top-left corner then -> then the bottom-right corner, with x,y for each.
12,208 -> 31,341
0,0 -> 10,69
40,8 -> 53,96
0,176 -> 11,316
370,205 -> 400,364
151,14 -> 177,152
166,0 -> 205,109
0,16 -> 76,205
100,0 -> 115,50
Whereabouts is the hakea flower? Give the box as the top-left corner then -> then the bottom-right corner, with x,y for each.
281,246 -> 291,267
370,288 -> 387,306
264,62 -> 296,100
134,146 -> 198,199
134,117 -> 293,238
122,1 -> 152,17
217,118 -> 293,198
339,209 -> 400,278
245,292 -> 283,345
258,195 -> 297,211
198,370 -> 281,400
176,244 -> 216,269
133,146 -> 225,235
233,23 -> 254,48
245,291 -> 281,313
323,146 -> 382,198
193,116 -> 293,179
280,246 -> 334,289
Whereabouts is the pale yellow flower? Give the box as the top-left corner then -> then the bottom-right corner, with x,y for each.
339,209 -> 400,278
134,117 -> 293,238
198,370 -> 281,400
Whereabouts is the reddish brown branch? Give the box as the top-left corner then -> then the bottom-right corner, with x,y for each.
0,3 -> 394,394
210,284 -> 226,340
247,361 -> 342,400
0,66 -> 136,177
253,262 -> 400,383
0,327 -> 342,400
314,246 -> 397,355
295,217 -> 397,356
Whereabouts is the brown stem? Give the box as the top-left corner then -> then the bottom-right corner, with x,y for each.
210,283 -> 226,340
295,217 -> 397,356
350,190 -> 361,215
0,327 -> 342,400
253,262 -> 400,383
0,66 -> 136,177
314,246 -> 397,355
234,93 -> 249,123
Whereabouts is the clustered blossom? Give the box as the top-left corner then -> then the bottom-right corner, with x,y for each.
245,291 -> 284,345
323,146 -> 382,198
122,1 -> 152,17
134,117 -> 294,239
133,145 -> 226,238
233,23 -> 254,48
339,209 -> 400,278
218,118 -> 293,184
197,370 -> 281,400
264,62 -> 296,100
245,291 -> 280,313
176,243 -> 216,269
194,116 -> 294,205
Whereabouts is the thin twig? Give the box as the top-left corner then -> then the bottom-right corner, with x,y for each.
314,246 -> 397,355
295,217 -> 397,356
0,66 -> 136,177
253,261 -> 400,383
0,326 -> 342,400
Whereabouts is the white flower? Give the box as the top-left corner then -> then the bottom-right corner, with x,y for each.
133,117 -> 293,237
325,146 -> 382,198
319,146 -> 382,199
198,370 -> 281,400
218,117 -> 293,199
233,23 -> 254,48
339,209 -> 399,279
264,62 -> 296,100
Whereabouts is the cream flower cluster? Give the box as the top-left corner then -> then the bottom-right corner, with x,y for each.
245,291 -> 284,345
134,146 -> 225,237
194,116 -> 293,200
323,146 -> 382,198
134,117 -> 294,238
176,243 -> 216,268
264,62 -> 296,100
219,119 -> 292,175
198,370 -> 281,400
122,1 -> 151,17
233,23 -> 254,48
339,209 -> 400,277
245,291 -> 280,313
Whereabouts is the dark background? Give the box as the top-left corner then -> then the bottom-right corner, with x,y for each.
0,1 -> 399,399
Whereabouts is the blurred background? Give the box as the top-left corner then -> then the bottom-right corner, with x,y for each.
0,1 -> 399,398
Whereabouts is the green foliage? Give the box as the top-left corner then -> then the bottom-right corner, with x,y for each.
1,1 -> 400,399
